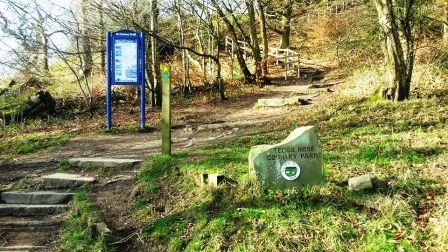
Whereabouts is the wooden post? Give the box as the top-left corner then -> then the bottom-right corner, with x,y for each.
161,65 -> 171,156
276,48 -> 279,65
225,36 -> 228,52
243,41 -> 247,60
285,50 -> 289,80
297,53 -> 300,78
231,38 -> 234,58
231,39 -> 235,80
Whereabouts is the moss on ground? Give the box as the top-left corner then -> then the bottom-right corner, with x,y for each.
60,190 -> 108,252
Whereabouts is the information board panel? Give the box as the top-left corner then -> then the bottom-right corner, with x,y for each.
113,39 -> 138,83
106,30 -> 146,130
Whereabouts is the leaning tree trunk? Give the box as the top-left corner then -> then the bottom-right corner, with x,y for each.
246,0 -> 264,87
374,0 -> 413,101
211,0 -> 254,84
280,4 -> 293,49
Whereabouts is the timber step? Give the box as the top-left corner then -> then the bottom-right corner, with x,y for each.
0,204 -> 68,217
1,191 -> 73,205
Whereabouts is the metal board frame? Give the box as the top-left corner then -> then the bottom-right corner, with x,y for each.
106,30 -> 146,130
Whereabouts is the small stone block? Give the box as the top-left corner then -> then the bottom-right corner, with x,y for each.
348,174 -> 373,191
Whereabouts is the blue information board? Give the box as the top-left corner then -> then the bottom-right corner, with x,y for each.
106,30 -> 145,130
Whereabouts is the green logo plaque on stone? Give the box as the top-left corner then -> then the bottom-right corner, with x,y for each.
248,126 -> 323,189
281,161 -> 301,180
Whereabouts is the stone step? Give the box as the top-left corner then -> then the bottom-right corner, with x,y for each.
0,204 -> 68,217
0,219 -> 63,231
69,157 -> 142,168
1,191 -> 73,205
0,245 -> 47,251
256,97 -> 301,107
41,173 -> 95,189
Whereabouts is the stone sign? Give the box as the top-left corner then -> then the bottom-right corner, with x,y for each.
248,126 -> 323,189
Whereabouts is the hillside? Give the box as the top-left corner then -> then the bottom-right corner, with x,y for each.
0,0 -> 447,251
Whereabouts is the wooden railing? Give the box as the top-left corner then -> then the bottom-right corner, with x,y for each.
224,36 -> 300,80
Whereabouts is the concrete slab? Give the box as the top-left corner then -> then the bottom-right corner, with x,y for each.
68,158 -> 142,168
0,204 -> 68,216
41,173 -> 96,189
1,191 -> 73,205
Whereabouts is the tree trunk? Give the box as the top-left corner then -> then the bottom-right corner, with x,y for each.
81,0 -> 94,78
175,0 -> 190,95
150,0 -> 162,107
214,19 -> 226,101
280,4 -> 293,49
246,0 -> 264,87
99,0 -> 106,74
42,35 -> 49,74
36,9 -> 49,74
374,0 -> 413,101
444,0 -> 448,43
211,0 -> 254,83
257,0 -> 269,82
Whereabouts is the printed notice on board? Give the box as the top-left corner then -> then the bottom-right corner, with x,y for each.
114,39 -> 138,83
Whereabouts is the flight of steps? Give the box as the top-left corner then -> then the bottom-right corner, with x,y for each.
0,158 -> 141,251
0,173 -> 96,252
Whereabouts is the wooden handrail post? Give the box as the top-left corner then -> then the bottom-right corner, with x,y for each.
276,48 -> 279,65
285,50 -> 289,80
231,38 -> 234,58
225,36 -> 228,52
297,53 -> 301,78
244,42 -> 247,60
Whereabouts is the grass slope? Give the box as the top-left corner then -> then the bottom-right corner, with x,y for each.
133,85 -> 447,251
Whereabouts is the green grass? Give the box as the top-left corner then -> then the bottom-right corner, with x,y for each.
60,190 -> 108,252
133,86 -> 447,251
0,131 -> 71,160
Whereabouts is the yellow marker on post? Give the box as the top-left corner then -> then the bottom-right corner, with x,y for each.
161,65 -> 171,156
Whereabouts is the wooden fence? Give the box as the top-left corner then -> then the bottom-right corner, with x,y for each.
224,36 -> 300,80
